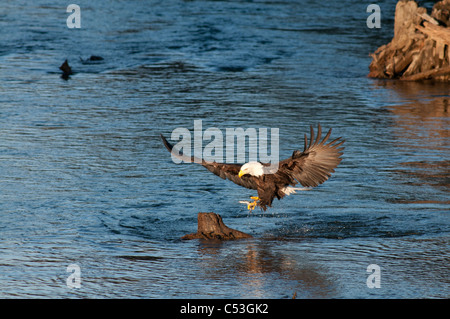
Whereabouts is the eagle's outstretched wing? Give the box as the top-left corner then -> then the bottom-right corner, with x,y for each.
276,124 -> 345,188
160,134 -> 258,190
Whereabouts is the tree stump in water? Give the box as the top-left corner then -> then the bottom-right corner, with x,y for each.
182,212 -> 253,240
369,0 -> 450,81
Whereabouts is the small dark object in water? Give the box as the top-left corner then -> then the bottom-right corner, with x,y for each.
182,212 -> 252,240
89,55 -> 104,61
59,59 -> 72,79
217,65 -> 246,72
80,55 -> 104,64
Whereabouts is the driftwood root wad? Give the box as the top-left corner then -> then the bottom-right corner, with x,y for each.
182,212 -> 253,240
369,0 -> 450,81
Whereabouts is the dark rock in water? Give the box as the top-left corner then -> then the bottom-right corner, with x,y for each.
59,59 -> 72,80
80,55 -> 104,64
182,212 -> 253,240
59,59 -> 72,74
89,55 -> 104,61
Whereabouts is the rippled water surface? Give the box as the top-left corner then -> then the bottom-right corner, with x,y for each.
0,1 -> 449,298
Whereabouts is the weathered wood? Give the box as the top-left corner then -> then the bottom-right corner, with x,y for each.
431,0 -> 450,26
416,22 -> 450,45
369,0 -> 450,81
417,12 -> 439,25
182,212 -> 253,240
401,65 -> 450,81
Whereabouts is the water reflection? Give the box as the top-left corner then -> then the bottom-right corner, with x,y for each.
376,81 -> 450,205
195,240 -> 336,298
389,98 -> 449,151
393,160 -> 450,203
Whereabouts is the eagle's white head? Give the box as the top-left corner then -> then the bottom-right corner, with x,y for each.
238,161 -> 264,178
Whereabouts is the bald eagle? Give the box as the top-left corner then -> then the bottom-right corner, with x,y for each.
160,124 -> 344,211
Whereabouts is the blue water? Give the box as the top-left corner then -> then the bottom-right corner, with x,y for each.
0,1 -> 448,298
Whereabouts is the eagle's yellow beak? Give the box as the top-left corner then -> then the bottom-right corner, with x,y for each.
238,170 -> 245,178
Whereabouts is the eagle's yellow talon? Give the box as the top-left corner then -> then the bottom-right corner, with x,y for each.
247,197 -> 259,211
